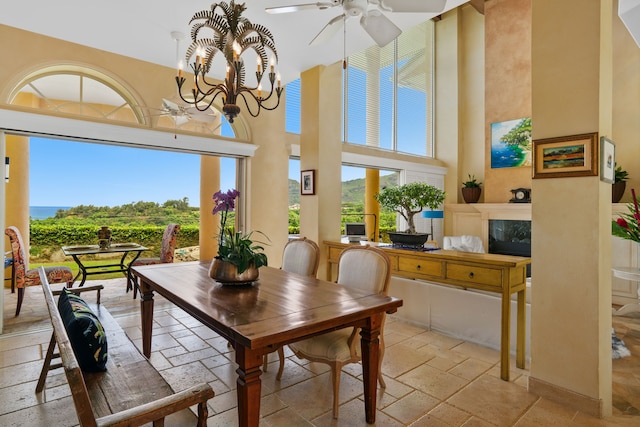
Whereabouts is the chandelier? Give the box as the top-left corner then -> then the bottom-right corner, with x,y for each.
175,1 -> 283,123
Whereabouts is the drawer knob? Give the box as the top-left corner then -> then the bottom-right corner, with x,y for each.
416,265 -> 421,270
468,272 -> 474,278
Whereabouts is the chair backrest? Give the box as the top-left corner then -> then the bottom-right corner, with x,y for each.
336,245 -> 391,295
281,237 -> 320,277
4,226 -> 27,287
443,235 -> 485,253
159,224 -> 181,263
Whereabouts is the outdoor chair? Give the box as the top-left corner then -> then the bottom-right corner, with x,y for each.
280,244 -> 391,419
4,226 -> 74,316
263,237 -> 320,375
128,223 -> 180,299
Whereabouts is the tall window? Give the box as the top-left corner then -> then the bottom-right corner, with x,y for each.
343,20 -> 434,157
285,78 -> 301,134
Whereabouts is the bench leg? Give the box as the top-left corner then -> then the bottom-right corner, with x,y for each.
36,334 -> 57,393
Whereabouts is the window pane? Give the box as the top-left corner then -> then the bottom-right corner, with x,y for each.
285,78 -> 301,134
342,20 -> 433,157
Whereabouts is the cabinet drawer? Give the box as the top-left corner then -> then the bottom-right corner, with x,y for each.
398,257 -> 442,277
446,264 -> 502,288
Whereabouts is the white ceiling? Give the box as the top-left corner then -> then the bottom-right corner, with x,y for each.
1,0 -> 468,85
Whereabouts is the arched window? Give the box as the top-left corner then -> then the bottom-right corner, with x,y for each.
10,67 -> 144,124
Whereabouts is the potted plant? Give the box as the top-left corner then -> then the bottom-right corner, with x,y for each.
208,189 -> 269,284
375,182 -> 446,246
613,163 -> 629,203
461,174 -> 482,204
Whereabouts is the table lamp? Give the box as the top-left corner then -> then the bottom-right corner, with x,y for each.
422,210 -> 444,240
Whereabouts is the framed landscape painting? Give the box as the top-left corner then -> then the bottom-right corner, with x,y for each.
532,132 -> 598,179
491,118 -> 532,169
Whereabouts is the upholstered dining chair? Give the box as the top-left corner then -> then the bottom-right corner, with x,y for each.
279,244 -> 391,419
5,226 -> 74,316
128,223 -> 180,299
263,237 -> 321,374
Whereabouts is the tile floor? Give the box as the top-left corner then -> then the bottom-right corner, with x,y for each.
0,278 -> 639,426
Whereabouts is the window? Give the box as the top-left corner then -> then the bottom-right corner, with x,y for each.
285,78 -> 301,134
343,20 -> 434,157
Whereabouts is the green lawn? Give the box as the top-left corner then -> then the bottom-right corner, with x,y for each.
30,260 -> 130,281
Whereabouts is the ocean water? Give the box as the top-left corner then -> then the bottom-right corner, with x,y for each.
30,206 -> 71,220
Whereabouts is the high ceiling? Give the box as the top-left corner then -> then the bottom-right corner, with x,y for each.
1,0 -> 468,85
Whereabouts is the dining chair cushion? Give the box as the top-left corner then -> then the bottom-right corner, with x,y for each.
289,329 -> 359,362
58,288 -> 108,372
25,266 -> 74,287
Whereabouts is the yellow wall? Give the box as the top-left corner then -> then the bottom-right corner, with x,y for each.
529,0 -> 612,416
2,0 -> 640,413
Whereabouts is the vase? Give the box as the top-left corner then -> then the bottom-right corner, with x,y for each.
97,226 -> 112,249
208,258 -> 259,285
612,181 -> 626,203
387,232 -> 429,247
461,187 -> 482,203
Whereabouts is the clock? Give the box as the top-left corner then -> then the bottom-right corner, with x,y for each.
510,188 -> 531,203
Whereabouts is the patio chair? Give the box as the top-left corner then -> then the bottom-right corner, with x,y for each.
4,226 -> 74,316
263,237 -> 320,375
280,245 -> 391,419
128,223 -> 180,299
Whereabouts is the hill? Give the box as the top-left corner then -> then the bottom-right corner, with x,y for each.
288,172 -> 397,205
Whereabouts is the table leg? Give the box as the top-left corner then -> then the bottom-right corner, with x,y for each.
516,288 -> 526,370
360,314 -> 382,424
71,254 -> 88,286
122,251 -> 143,292
139,278 -> 155,358
234,344 -> 263,427
500,290 -> 511,381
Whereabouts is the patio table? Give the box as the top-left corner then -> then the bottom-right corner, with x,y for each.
62,243 -> 147,287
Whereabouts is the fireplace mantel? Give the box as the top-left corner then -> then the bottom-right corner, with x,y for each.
445,203 -> 531,251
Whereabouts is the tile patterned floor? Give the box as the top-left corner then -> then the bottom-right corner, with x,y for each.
1,278 -> 639,426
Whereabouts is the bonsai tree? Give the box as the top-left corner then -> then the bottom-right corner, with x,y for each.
375,182 -> 446,234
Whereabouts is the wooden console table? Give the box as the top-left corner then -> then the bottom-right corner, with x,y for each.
324,240 -> 531,381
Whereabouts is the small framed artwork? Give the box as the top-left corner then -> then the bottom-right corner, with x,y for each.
600,136 -> 615,183
301,170 -> 315,195
532,132 -> 598,179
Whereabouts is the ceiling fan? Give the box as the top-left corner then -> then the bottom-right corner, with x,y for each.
156,98 -> 218,126
265,0 -> 447,47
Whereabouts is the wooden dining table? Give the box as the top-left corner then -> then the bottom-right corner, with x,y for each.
132,261 -> 403,426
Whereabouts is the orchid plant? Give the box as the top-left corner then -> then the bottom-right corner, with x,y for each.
212,189 -> 268,274
612,188 -> 640,243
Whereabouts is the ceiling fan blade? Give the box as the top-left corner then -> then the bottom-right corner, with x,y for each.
309,14 -> 345,46
360,10 -> 401,47
162,98 -> 179,112
173,115 -> 190,126
187,108 -> 218,124
380,0 -> 447,13
266,2 -> 338,14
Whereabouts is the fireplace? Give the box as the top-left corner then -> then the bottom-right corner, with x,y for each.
489,219 -> 531,277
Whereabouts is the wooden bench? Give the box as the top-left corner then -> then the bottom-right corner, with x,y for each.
35,266 -> 215,427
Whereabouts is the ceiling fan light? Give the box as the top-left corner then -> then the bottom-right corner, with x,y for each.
360,11 -> 401,47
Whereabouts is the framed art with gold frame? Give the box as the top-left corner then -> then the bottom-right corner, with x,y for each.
532,132 -> 598,179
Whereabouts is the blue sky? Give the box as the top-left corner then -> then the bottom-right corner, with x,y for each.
29,137 -> 372,207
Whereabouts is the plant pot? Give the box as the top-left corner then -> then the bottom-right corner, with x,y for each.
208,258 -> 259,285
612,181 -> 626,203
387,232 -> 429,247
461,187 -> 482,204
